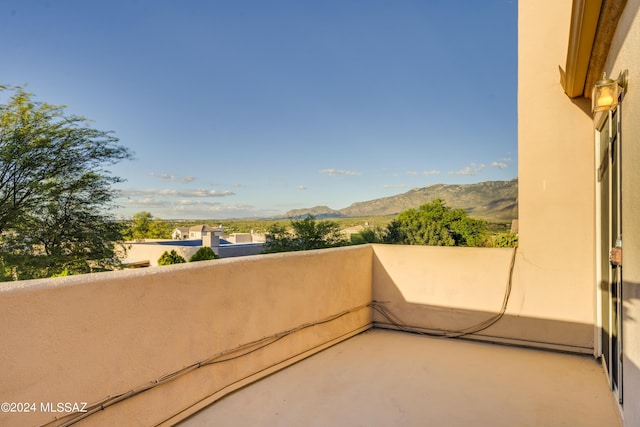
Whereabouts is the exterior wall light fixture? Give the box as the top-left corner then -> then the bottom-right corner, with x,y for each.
592,70 -> 629,113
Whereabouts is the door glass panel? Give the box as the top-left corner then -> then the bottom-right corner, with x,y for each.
598,107 -> 623,405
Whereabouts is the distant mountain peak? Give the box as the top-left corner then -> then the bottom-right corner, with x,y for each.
284,205 -> 343,219
282,179 -> 518,222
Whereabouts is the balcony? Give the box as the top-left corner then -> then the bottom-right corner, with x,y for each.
0,245 -> 622,426
179,329 -> 618,427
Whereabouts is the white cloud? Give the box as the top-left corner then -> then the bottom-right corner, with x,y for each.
320,168 -> 361,176
450,167 -> 474,175
118,197 -> 171,211
149,172 -> 197,184
117,195 -> 267,219
297,185 -> 307,190
175,199 -> 222,207
149,172 -> 174,181
119,188 -> 235,198
449,162 -> 486,175
183,189 -> 236,197
491,161 -> 508,169
135,197 -> 161,206
407,170 -> 439,176
169,201 -> 264,218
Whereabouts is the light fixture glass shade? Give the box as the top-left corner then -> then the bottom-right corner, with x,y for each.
592,76 -> 619,113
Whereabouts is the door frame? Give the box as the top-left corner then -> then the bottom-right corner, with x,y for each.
595,104 -> 623,405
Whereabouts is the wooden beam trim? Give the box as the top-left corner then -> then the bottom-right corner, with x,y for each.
583,0 -> 628,98
563,0 -> 603,98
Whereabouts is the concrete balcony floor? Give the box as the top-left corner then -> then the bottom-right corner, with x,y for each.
179,329 -> 621,427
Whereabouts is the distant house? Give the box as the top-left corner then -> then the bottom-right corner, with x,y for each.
171,225 -> 224,240
126,224 -> 264,266
188,225 -> 223,240
172,227 -> 190,240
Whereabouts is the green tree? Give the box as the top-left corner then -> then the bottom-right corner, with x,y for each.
189,246 -> 219,262
488,231 -> 519,248
124,211 -> 171,240
158,250 -> 186,265
384,199 -> 487,247
263,216 -> 347,253
0,86 -> 132,280
351,226 -> 386,244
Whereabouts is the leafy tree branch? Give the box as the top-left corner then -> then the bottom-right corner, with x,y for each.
0,86 -> 132,280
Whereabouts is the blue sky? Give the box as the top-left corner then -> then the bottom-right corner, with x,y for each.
1,0 -> 517,219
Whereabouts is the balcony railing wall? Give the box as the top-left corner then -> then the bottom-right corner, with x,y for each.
1,243 -> 597,426
371,245 -> 593,353
0,245 -> 372,427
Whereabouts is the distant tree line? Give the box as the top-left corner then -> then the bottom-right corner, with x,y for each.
264,199 -> 517,254
124,211 -> 172,240
357,199 -> 517,248
263,216 -> 347,253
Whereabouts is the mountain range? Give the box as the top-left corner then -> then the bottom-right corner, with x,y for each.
283,179 -> 518,222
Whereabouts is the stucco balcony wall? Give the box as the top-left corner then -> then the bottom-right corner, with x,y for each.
371,244 -> 594,353
0,245 -> 373,427
1,244 -> 600,426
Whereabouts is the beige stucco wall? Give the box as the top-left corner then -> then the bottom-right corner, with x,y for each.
371,245 -> 514,333
0,246 -> 373,427
371,244 -> 592,352
124,241 -> 201,265
1,240 -> 614,426
225,233 -> 253,243
124,241 -> 266,265
517,0 -> 596,350
601,1 -> 640,424
372,245 -> 514,313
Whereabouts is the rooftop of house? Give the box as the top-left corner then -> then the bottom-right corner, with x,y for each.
188,225 -> 222,232
133,238 -> 232,246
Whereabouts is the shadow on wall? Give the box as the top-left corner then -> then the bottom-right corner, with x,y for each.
622,280 -> 640,424
623,358 -> 640,426
623,280 -> 640,323
623,336 -> 640,425
371,245 -> 594,353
